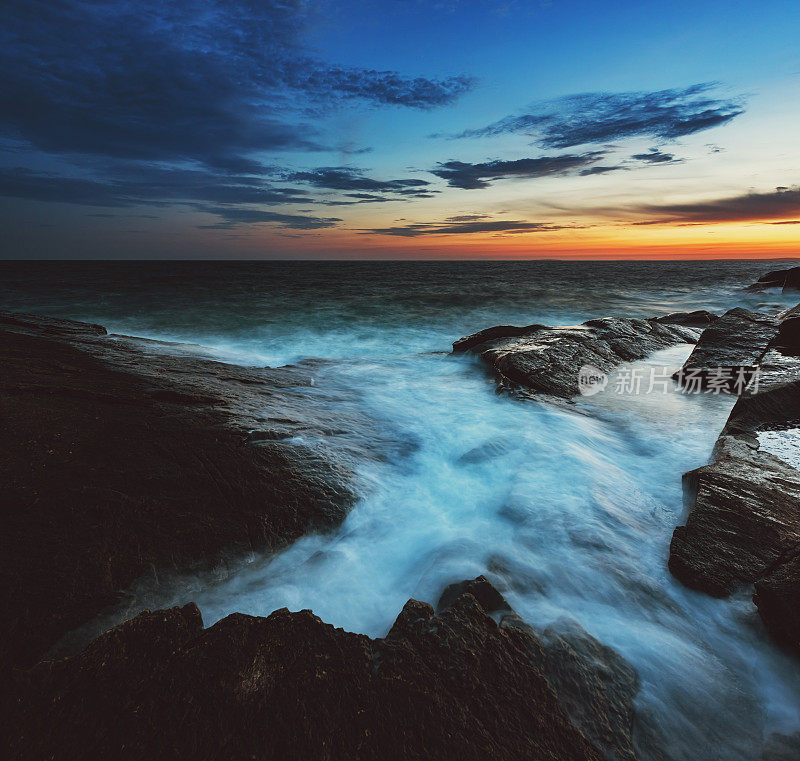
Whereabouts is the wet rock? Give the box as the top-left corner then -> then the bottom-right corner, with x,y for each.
453,317 -> 700,399
669,380 -> 800,597
753,549 -> 800,656
746,266 -> 800,292
0,310 -> 363,672
669,301 -> 800,650
650,310 -> 718,328
514,620 -> 641,761
457,435 -> 516,464
436,574 -> 513,615
7,584 -> 603,761
452,324 -> 548,353
762,732 -> 800,761
774,315 -> 800,356
435,578 -> 640,761
673,308 -> 778,390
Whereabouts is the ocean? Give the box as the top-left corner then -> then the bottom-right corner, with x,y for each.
2,259 -> 799,760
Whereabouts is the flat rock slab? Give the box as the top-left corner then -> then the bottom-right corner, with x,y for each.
453,316 -> 700,399
7,582 -> 605,761
674,307 -> 778,390
0,310 -> 371,671
669,378 -> 800,653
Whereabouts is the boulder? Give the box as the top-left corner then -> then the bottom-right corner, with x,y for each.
453,316 -> 700,399
746,266 -> 800,292
436,574 -> 513,614
7,582 -> 604,761
0,310 -> 366,672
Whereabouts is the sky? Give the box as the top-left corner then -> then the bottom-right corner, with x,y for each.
1,0 -> 799,260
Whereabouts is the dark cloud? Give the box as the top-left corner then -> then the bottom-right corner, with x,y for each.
456,84 -> 743,148
631,148 -> 680,164
287,167 -> 432,196
196,206 -> 341,230
0,0 -> 472,233
0,165 -> 310,208
0,1 -> 472,171
363,219 -> 574,236
445,214 -> 491,221
579,165 -> 627,176
430,153 -> 605,189
0,167 -> 128,207
634,186 -> 800,224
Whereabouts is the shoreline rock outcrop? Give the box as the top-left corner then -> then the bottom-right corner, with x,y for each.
0,310 -> 363,672
672,307 -> 778,390
7,580 -> 609,761
668,310 -> 800,654
452,315 -> 704,399
746,266 -> 800,293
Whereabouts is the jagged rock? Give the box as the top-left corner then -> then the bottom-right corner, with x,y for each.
7,584 -> 604,761
510,620 -> 640,761
746,266 -> 800,292
437,578 -> 640,761
436,574 -> 513,614
452,317 -> 700,399
754,550 -> 800,656
0,310 -> 370,672
674,308 -> 778,390
669,304 -> 800,656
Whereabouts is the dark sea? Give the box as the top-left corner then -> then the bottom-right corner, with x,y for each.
3,260 -> 799,760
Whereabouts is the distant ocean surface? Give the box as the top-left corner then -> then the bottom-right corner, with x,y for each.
3,260 -> 800,761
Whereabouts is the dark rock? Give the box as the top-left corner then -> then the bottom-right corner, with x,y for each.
435,578 -> 640,761
747,266 -> 800,292
774,315 -> 800,356
673,308 -> 778,390
452,324 -> 547,353
453,317 -> 700,399
7,584 -> 604,761
754,549 -> 800,656
650,310 -> 718,328
513,620 -> 640,761
436,574 -> 513,614
762,732 -> 800,761
669,381 -> 800,597
0,310 -> 364,672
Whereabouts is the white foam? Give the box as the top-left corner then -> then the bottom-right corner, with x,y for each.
758,429 -> 800,469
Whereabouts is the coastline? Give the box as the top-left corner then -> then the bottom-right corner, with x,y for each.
4,272 -> 800,759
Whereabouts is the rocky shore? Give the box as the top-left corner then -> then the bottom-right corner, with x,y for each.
451,315 -> 705,398
668,305 -> 800,654
5,281 -> 800,760
0,311 -> 363,672
452,291 -> 800,659
8,575 -> 646,761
